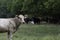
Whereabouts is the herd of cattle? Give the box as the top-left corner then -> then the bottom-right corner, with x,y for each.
0,14 -> 59,40
21,14 -> 60,24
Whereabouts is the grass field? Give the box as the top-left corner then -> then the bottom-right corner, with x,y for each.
0,24 -> 60,40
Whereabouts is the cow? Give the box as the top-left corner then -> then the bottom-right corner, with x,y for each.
19,14 -> 25,24
24,18 -> 31,24
0,15 -> 23,40
31,17 -> 40,24
24,15 -> 40,24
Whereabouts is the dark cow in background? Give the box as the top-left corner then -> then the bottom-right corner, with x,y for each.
24,14 -> 31,24
0,15 -> 24,40
24,15 -> 40,24
23,14 -> 60,24
31,16 -> 40,24
24,18 -> 31,24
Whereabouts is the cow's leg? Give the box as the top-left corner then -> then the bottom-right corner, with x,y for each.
8,31 -> 13,40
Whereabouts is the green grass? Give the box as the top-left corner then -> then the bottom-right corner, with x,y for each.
0,24 -> 60,40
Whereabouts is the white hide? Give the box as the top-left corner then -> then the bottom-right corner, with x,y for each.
19,15 -> 25,23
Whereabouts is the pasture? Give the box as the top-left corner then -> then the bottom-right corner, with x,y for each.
0,24 -> 60,40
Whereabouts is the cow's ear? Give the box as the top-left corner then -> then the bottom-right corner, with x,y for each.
15,15 -> 18,17
15,15 -> 19,18
16,15 -> 22,19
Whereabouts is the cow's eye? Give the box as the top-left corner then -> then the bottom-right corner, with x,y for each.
17,17 -> 21,20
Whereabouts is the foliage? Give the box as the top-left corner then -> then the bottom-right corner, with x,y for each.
0,0 -> 60,18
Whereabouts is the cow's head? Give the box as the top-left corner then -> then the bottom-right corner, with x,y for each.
15,15 -> 25,24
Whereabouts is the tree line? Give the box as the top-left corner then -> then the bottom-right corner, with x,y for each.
0,0 -> 60,23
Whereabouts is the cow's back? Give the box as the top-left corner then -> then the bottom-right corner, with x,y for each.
0,18 -> 16,32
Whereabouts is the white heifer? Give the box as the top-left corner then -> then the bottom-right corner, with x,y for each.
0,15 -> 22,40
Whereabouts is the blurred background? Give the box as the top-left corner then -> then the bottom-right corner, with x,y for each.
0,0 -> 60,24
